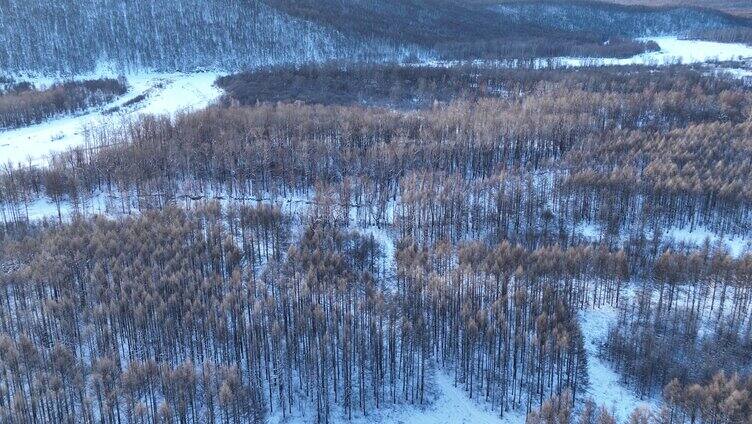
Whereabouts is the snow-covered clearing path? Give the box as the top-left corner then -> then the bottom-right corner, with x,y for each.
579,306 -> 657,422
269,368 -> 526,424
0,72 -> 222,165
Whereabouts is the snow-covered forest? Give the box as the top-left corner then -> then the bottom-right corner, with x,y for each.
1,1 -> 752,424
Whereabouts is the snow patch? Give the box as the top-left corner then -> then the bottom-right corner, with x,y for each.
354,225 -> 396,280
665,226 -> 751,258
576,222 -> 601,242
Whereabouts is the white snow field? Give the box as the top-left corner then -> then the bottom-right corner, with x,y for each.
574,222 -> 751,259
0,72 -> 222,165
563,36 -> 752,67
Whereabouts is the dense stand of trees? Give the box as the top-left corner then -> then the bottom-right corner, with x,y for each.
2,66 -> 751,241
0,78 -> 127,129
0,202 -> 625,423
1,198 -> 749,423
602,249 -> 752,397
495,1 -> 752,40
603,0 -> 752,19
267,0 -> 663,60
216,64 -> 503,108
1,56 -> 751,423
0,204 -> 284,423
660,373 -> 752,424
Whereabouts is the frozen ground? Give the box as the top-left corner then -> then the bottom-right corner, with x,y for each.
576,222 -> 601,242
570,36 -> 752,66
0,72 -> 223,165
573,221 -> 751,258
579,307 -> 658,422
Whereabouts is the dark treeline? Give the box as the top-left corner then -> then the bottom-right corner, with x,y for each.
434,36 -> 657,62
265,0 -> 662,61
494,1 -> 752,39
600,0 -> 752,17
216,63 -> 718,109
216,64 -> 500,109
264,0 -> 751,61
0,78 -> 127,129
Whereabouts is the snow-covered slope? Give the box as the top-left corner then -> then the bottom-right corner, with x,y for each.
0,72 -> 222,165
494,2 -> 750,38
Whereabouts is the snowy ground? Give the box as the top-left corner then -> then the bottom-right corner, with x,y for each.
563,36 -> 752,67
664,226 -> 751,257
356,224 -> 396,278
268,368 -> 526,424
579,307 -> 658,422
0,71 -> 223,165
573,221 -> 751,258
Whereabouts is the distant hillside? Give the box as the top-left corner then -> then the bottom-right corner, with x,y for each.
0,0 -> 412,75
600,0 -> 752,18
1,0 -> 750,74
261,0 -> 752,60
493,1 -> 752,38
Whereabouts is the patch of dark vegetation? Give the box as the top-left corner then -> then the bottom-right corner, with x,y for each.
217,63 -> 736,109
0,78 -> 128,129
122,93 -> 147,108
217,64 -> 498,108
436,36 -> 659,61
